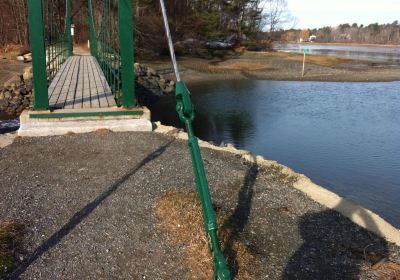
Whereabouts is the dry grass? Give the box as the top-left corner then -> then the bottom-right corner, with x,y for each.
64,131 -> 76,137
287,54 -> 369,67
372,261 -> 400,280
0,220 -> 24,278
208,62 -> 273,72
245,51 -> 371,67
156,192 -> 257,280
93,128 -> 112,135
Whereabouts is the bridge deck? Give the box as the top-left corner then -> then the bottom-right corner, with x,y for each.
48,56 -> 116,110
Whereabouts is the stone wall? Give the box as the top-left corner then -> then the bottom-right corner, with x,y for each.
135,62 -> 175,96
0,71 -> 33,118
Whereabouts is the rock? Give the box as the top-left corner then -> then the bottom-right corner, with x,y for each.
0,99 -> 9,109
23,71 -> 33,81
26,83 -> 33,92
19,88 -> 27,95
4,91 -> 11,99
146,67 -> 157,77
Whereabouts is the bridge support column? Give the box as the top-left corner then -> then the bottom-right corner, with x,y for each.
88,0 -> 98,57
119,0 -> 136,108
28,0 -> 48,110
66,0 -> 73,57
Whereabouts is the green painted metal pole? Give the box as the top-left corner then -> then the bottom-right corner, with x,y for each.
28,0 -> 48,110
66,0 -> 73,56
158,0 -> 230,277
176,82 -> 231,280
118,0 -> 136,107
88,0 -> 97,57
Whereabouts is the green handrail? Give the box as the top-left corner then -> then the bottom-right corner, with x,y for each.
28,0 -> 72,110
88,0 -> 136,108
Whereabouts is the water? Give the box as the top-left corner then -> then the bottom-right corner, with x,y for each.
274,43 -> 400,64
150,80 -> 400,228
0,113 -> 19,134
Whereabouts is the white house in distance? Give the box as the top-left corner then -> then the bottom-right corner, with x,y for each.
300,35 -> 317,43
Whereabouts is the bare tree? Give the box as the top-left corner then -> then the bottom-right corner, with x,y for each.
263,0 -> 293,32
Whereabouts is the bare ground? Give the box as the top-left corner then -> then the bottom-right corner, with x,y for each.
0,60 -> 29,86
0,132 -> 399,279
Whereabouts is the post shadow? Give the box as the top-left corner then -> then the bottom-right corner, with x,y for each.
7,139 -> 174,280
222,163 -> 259,277
283,199 -> 389,279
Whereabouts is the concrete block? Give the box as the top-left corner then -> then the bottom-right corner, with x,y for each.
18,107 -> 152,137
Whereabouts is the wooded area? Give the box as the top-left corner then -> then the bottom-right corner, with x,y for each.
281,22 -> 400,45
1,0 -> 282,55
2,0 -> 398,56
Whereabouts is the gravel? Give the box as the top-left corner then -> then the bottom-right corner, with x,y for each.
0,132 -> 399,279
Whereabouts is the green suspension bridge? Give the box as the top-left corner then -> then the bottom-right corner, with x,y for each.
28,0 -> 138,118
26,0 -> 231,279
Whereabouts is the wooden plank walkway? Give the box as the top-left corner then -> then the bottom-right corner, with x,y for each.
48,56 -> 116,109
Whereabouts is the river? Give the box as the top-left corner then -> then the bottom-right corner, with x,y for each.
274,42 -> 400,64
150,80 -> 400,228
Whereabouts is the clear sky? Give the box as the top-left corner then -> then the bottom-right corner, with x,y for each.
287,0 -> 400,29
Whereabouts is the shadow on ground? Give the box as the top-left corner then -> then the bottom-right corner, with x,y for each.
219,163 -> 391,279
222,163 -> 258,277
7,140 -> 174,279
283,200 -> 390,279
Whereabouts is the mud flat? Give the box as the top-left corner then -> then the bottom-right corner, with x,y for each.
144,51 -> 400,83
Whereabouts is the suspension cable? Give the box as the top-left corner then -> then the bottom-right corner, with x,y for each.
158,1 -> 231,279
158,0 -> 181,82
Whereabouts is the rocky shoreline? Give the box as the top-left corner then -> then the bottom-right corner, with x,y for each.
0,70 -> 33,118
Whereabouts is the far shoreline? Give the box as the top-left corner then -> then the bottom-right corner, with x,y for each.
285,41 -> 400,49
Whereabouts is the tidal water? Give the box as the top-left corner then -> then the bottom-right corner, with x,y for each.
274,43 -> 400,64
150,80 -> 400,228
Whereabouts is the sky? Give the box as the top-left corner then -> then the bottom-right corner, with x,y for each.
287,0 -> 400,29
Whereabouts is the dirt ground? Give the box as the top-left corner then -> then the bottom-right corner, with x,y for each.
0,132 -> 399,279
0,60 -> 29,86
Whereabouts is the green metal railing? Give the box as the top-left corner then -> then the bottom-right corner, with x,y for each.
88,0 -> 135,107
28,0 -> 135,110
28,0 -> 72,110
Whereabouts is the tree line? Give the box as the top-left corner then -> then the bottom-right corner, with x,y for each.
281,21 -> 400,45
0,0 -> 293,54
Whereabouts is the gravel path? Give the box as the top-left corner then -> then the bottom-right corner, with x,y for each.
0,132 -> 399,279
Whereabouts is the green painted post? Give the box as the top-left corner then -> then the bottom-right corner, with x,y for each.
66,0 -> 73,56
175,81 -> 231,280
28,0 -> 48,110
88,0 -> 97,57
118,0 -> 136,107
